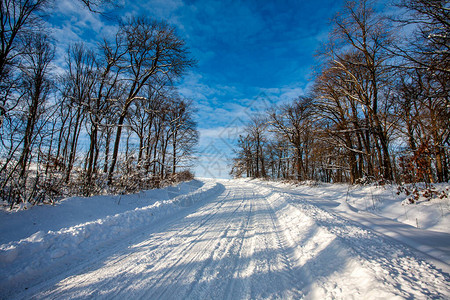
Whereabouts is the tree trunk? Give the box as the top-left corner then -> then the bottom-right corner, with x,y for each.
103,128 -> 111,173
86,118 -> 98,188
172,130 -> 177,175
65,110 -> 84,183
107,112 -> 126,184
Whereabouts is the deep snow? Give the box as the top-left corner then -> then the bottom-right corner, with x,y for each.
0,178 -> 449,299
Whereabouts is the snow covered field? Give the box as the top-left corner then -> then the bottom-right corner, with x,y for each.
1,178 -> 449,299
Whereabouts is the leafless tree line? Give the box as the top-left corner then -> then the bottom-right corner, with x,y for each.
0,0 -> 198,208
232,0 -> 449,185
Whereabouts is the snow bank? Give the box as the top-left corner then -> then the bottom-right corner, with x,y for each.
250,182 -> 449,298
0,180 -> 203,245
253,179 -> 450,271
345,183 -> 450,233
0,179 -> 224,296
260,179 -> 450,234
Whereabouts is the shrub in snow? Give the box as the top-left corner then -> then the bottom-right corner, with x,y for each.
398,184 -> 449,205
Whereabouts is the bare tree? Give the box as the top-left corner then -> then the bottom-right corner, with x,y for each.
313,55 -> 370,183
269,97 -> 313,181
84,37 -> 126,189
393,0 -> 449,182
245,116 -> 267,178
168,98 -> 198,175
231,0 -> 448,186
79,0 -> 119,13
317,0 -> 396,180
16,32 -> 54,179
0,0 -> 49,127
232,134 -> 254,178
0,31 -> 54,206
60,43 -> 96,183
394,0 -> 449,74
107,17 -> 195,184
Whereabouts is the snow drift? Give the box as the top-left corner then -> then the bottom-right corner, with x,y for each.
0,179 -> 224,296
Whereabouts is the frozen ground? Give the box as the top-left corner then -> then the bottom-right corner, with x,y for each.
0,178 -> 449,299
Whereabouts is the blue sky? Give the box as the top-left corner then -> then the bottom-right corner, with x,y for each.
48,0 -> 343,178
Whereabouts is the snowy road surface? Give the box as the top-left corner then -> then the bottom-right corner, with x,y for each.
1,179 -> 449,299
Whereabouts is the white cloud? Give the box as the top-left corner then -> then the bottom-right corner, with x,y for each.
259,84 -> 309,106
46,0 -> 120,72
177,72 -> 219,101
199,125 -> 245,141
54,0 -> 117,36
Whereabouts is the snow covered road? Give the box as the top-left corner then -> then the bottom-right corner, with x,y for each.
2,179 -> 449,299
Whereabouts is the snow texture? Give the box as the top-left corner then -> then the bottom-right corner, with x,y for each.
0,178 -> 449,299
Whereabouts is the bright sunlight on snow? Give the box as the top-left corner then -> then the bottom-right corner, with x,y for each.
1,179 -> 449,299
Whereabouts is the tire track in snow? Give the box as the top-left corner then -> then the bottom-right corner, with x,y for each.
221,185 -> 306,299
264,194 -> 304,299
116,189 -> 235,298
48,185 -> 251,299
262,184 -> 450,299
145,188 -> 251,299
14,179 -> 449,299
169,185 -> 256,299
221,190 -> 256,300
109,188 -> 238,299
32,187 -> 233,299
244,180 -> 449,298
